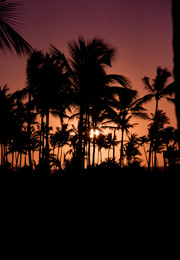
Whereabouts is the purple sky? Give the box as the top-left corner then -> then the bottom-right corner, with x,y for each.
0,0 -> 176,130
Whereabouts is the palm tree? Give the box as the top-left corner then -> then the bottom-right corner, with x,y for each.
139,135 -> 149,166
66,37 -> 130,170
148,110 -> 170,168
26,50 -> 71,173
162,127 -> 178,151
143,67 -> 175,170
50,38 -> 131,170
0,85 -> 12,166
26,50 -> 45,165
96,134 -> 107,165
52,124 -> 72,170
0,0 -> 32,55
172,0 -> 180,146
125,134 -> 141,167
66,37 -> 116,170
104,88 -> 149,168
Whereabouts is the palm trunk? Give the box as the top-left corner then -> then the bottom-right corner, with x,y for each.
60,146 -> 63,170
28,90 -> 32,169
143,144 -> 148,166
39,115 -> 43,161
148,99 -> 159,171
16,152 -> 19,171
120,129 -> 124,168
57,145 -> 60,170
12,151 -> 14,170
88,140 -> 91,167
113,130 -> 116,165
20,153 -> 22,169
4,144 -> 7,164
92,137 -> 96,168
77,103 -> 84,171
42,116 -> 45,160
45,108 -> 50,174
148,141 -> 153,170
172,0 -> 180,147
97,148 -> 100,165
1,142 -> 4,166
154,151 -> 157,169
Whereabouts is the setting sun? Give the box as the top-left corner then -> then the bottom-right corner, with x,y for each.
90,129 -> 100,138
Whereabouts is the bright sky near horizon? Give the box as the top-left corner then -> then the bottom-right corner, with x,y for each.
0,0 -> 176,134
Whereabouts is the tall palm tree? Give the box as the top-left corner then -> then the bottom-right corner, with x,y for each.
0,0 -> 32,55
148,110 -> 170,168
26,50 -> 45,165
68,37 -> 130,169
0,84 -> 12,166
67,37 -> 116,170
50,38 -> 130,170
103,88 -> 149,168
26,50 -> 71,173
172,0 -> 180,146
143,67 -> 175,170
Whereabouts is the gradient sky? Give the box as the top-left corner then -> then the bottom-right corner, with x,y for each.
0,0 -> 176,134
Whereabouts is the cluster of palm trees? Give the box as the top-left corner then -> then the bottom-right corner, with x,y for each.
0,0 -> 178,174
0,37 -> 177,173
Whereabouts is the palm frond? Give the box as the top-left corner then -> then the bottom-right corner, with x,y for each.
106,74 -> 131,88
160,81 -> 176,96
166,97 -> 176,104
143,77 -> 154,93
0,0 -> 32,55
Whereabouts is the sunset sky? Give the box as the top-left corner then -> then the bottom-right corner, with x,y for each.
0,0 -> 176,135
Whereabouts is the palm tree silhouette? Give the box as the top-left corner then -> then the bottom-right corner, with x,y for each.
139,135 -> 149,166
148,110 -> 170,168
0,85 -> 12,166
0,0 -> 32,55
104,88 -> 149,168
26,50 -> 71,173
143,67 -> 175,170
162,127 -> 178,151
65,37 -> 130,170
125,134 -> 141,167
172,0 -> 180,147
66,37 -> 116,170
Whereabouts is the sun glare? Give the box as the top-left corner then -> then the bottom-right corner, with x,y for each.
90,129 -> 99,138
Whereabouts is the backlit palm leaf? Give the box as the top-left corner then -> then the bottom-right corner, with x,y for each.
0,0 -> 32,55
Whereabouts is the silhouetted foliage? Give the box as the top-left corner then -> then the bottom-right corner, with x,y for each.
172,0 -> 180,145
0,0 -> 32,55
0,35 -> 178,175
143,67 -> 175,170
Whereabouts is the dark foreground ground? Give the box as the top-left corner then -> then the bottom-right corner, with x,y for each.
0,166 -> 179,212
0,165 -> 180,176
